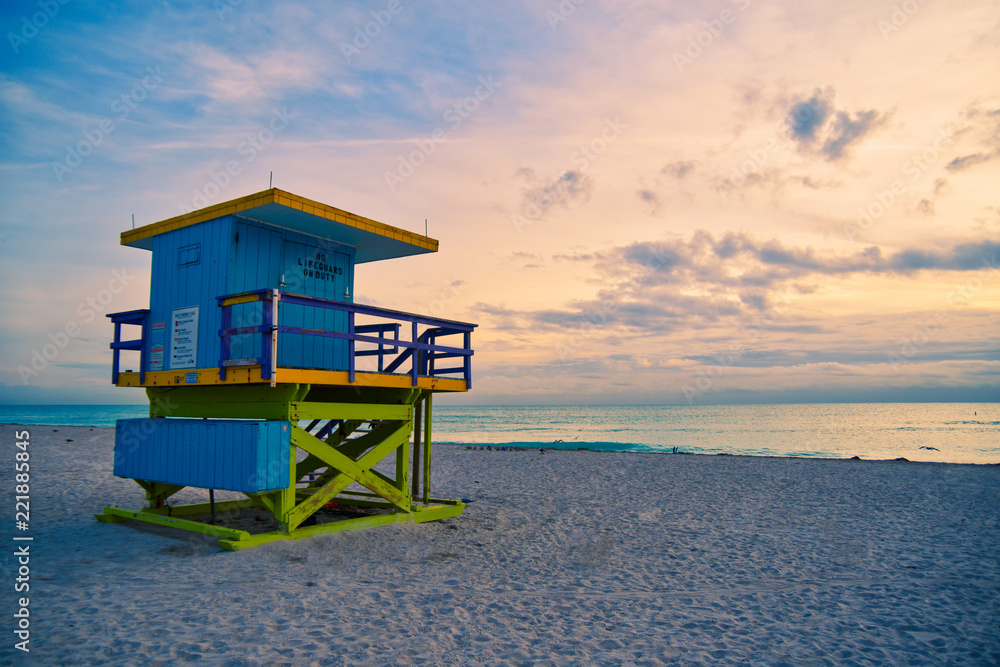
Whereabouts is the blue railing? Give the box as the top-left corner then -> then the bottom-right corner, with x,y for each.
107,309 -> 150,384
217,289 -> 476,388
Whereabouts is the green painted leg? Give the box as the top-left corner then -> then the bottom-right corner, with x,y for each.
139,498 -> 260,517
97,506 -> 250,540
135,480 -> 185,509
218,501 -> 464,551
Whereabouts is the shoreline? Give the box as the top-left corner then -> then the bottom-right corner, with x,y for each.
4,422 -> 996,467
450,442 -> 1000,466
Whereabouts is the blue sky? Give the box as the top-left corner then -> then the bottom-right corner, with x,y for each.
1,0 -> 998,404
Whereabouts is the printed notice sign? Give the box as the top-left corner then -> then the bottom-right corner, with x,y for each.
149,321 -> 165,371
170,306 -> 199,369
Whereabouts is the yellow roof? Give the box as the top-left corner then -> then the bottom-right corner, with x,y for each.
121,188 -> 438,263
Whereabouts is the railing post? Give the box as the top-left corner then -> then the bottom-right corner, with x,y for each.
111,321 -> 122,384
427,331 -> 435,377
348,310 -> 356,383
260,294 -> 271,382
219,301 -> 231,381
139,311 -> 148,384
464,331 -> 472,389
411,321 -> 419,386
270,289 -> 280,387
393,325 -> 399,364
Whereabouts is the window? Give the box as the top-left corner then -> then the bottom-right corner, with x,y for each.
177,243 -> 201,266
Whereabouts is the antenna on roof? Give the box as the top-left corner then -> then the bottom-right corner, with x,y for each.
269,171 -> 273,189
131,213 -> 135,229
425,218 -> 428,236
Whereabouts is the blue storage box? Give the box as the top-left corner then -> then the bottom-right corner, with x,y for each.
114,418 -> 290,493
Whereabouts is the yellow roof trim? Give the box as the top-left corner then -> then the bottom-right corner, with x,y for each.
120,188 -> 438,254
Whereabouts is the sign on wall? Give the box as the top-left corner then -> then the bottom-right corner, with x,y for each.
170,306 -> 199,369
282,241 -> 347,299
149,321 -> 165,371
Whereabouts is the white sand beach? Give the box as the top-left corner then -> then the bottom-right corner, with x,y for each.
2,423 -> 998,665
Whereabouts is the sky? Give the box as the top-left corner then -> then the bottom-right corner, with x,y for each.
0,0 -> 998,405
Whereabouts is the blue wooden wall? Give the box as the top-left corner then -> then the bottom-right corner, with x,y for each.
114,418 -> 290,493
149,216 -> 231,371
146,214 -> 356,374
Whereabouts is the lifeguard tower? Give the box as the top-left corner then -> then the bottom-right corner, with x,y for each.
95,189 -> 476,550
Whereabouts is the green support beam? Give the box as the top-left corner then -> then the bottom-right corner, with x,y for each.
139,497 -> 261,517
218,500 -> 464,551
285,421 -> 412,529
290,401 -> 412,422
96,506 -> 250,540
146,383 -> 309,419
423,393 -> 432,504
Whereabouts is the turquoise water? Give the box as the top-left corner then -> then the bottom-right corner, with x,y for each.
0,404 -> 150,427
1,403 -> 996,465
432,403 -> 998,465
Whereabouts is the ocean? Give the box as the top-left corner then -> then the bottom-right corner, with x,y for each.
1,403 -> 996,465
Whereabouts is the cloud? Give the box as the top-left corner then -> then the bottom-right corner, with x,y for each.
529,232 -> 1000,338
946,150 -> 1000,172
509,251 -> 543,269
787,88 -> 834,145
785,87 -> 889,161
821,109 -> 889,160
611,233 -> 1000,282
798,176 -> 842,189
637,188 -> 660,213
660,160 -> 697,179
515,170 -> 593,218
683,346 -> 1000,368
946,103 -> 1000,172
